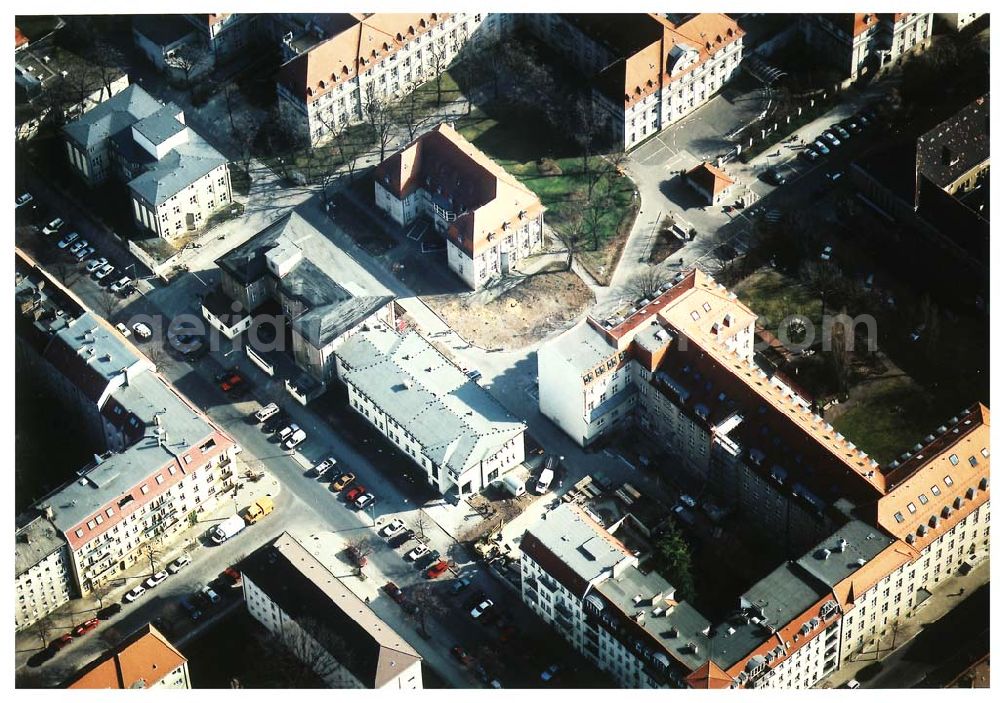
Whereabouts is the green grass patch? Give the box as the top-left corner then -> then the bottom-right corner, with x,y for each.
732,268 -> 823,330
455,105 -> 638,284
830,375 -> 938,465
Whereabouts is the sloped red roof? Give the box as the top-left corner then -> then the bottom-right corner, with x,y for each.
15,26 -> 28,49
67,624 -> 186,688
686,660 -> 735,688
687,161 -> 736,196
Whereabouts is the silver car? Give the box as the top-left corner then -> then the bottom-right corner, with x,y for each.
86,256 -> 108,273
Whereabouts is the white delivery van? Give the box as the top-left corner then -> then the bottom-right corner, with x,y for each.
254,403 -> 279,423
536,468 -> 554,494
211,514 -> 247,545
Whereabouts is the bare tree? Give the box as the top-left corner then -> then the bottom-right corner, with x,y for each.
96,288 -> 120,320
829,308 -> 852,395
90,580 -> 114,609
800,260 -> 842,320
264,616 -> 351,687
625,265 -> 672,300
139,535 -> 164,575
407,582 -> 448,638
346,536 -> 373,573
584,191 -> 612,250
572,96 -> 607,194
427,41 -> 451,107
231,114 -> 260,179
414,510 -> 430,540
167,42 -> 210,90
396,89 -> 427,142
31,614 -> 56,649
560,201 -> 588,272
363,84 -> 395,163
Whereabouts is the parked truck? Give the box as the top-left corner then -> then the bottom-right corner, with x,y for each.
244,496 -> 274,524
211,514 -> 247,545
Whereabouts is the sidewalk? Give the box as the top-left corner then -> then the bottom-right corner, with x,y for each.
821,557 -> 991,688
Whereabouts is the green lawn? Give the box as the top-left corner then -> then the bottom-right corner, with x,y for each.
830,375 -> 940,465
732,269 -> 824,330
455,105 -> 638,284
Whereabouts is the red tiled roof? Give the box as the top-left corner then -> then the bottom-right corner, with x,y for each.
687,660 -> 735,688
15,26 -> 28,49
67,624 -> 186,688
687,161 -> 736,196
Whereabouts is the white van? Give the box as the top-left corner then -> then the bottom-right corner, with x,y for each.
536,468 -> 554,494
254,403 -> 280,423
278,423 -> 299,442
283,428 -> 307,450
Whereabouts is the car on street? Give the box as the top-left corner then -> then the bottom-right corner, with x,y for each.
415,550 -> 441,569
380,519 -> 406,539
388,529 -> 415,549
308,457 -> 337,478
540,664 -> 561,682
262,412 -> 289,434
466,369 -> 482,382
406,545 -> 430,562
347,545 -> 368,567
426,560 -> 450,579
826,171 -> 843,183
470,599 -> 494,619
812,140 -> 830,155
110,276 -> 132,294
51,633 -> 74,650
114,322 -> 131,338
145,571 -> 169,588
96,603 -> 122,620
86,256 -> 108,273
344,484 -> 367,502
95,264 -> 115,281
277,423 -> 299,443
16,192 -> 34,208
201,585 -> 221,604
355,493 -> 376,510
831,124 -> 850,140
253,402 -> 280,423
820,131 -> 841,147
451,645 -> 474,666
463,589 -> 488,610
68,239 -> 86,255
820,245 -> 833,261
124,584 -> 146,603
801,148 -> 820,162
383,581 -> 406,604
72,618 -> 100,637
75,245 -> 95,261
332,472 -> 356,491
168,554 -> 192,574
845,119 -> 862,134
42,217 -> 65,235
679,494 -> 697,509
57,231 -> 80,249
450,576 -> 473,594
179,595 -> 203,621
219,373 -> 244,392
132,322 -> 153,340
854,112 -> 870,127
283,428 -> 306,449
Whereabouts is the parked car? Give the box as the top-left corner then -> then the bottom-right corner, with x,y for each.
168,554 -> 192,574
845,679 -> 861,689
426,560 -> 450,579
254,402 -> 280,423
540,664 -> 561,682
96,603 -> 122,620
820,130 -> 841,147
51,633 -> 74,650
15,192 -> 34,208
332,472 -> 356,491
277,423 -> 299,443
406,545 -> 430,562
347,544 -> 369,568
827,171 -> 844,183
380,518 -> 406,539
801,148 -> 820,162
388,529 -> 415,549
262,412 -> 289,434
201,585 -> 221,604
221,567 -> 242,586
463,589 -> 488,610
416,550 -> 441,570
854,112 -> 870,126
285,429 -> 308,450
383,581 -> 406,604
124,585 -> 146,603
450,576 -> 473,595
451,645 -> 474,666
470,599 -> 494,619
110,276 -> 132,294
812,140 -> 830,155
909,323 -> 926,342
68,239 -> 86,255
94,264 -> 115,281
679,494 -> 697,509
145,571 -> 169,588
179,595 -> 202,621
86,256 -> 108,273
57,231 -> 80,249
820,245 -> 833,261
309,457 -> 337,478
344,484 -> 367,502
42,217 -> 65,235
355,493 -> 376,510
845,119 -> 862,134
132,322 -> 153,340
114,322 -> 131,338
75,245 -> 95,261
831,124 -> 850,140
219,373 -> 244,392
466,369 -> 483,382
72,618 -> 100,637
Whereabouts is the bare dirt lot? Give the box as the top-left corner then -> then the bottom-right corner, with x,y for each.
422,265 -> 594,350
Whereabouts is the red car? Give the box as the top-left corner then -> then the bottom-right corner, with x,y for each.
72,618 -> 100,637
383,581 -> 406,604
344,485 -> 367,502
220,374 -> 244,392
222,567 -> 242,586
426,560 -> 450,579
51,633 -> 74,651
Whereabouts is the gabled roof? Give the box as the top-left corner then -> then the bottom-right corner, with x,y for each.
375,123 -> 544,258
687,161 -> 736,196
686,660 -> 735,688
67,624 -> 186,688
62,84 -> 162,149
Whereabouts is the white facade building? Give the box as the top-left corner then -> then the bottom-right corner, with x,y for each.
15,515 -> 73,632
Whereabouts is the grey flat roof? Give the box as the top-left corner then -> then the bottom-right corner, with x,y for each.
528,502 -> 632,582
62,84 -> 162,149
337,329 -> 525,476
132,14 -> 197,47
15,515 -> 68,577
43,372 -> 214,533
132,106 -> 186,146
241,532 -> 421,688
548,321 -> 614,374
795,519 -> 893,589
216,212 -> 395,349
127,129 -> 227,205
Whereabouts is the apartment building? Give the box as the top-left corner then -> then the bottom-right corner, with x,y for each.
213,211 -> 396,392
242,532 -> 423,689
335,328 -> 525,497
62,84 -> 231,238
375,123 -> 545,288
15,514 -> 72,632
276,12 -> 508,145
802,13 -> 933,83
523,14 -> 744,150
66,623 -> 191,688
935,13 -> 983,33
